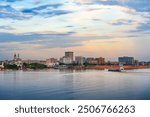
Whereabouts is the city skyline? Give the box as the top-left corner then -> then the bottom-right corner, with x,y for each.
0,0 -> 150,61
1,52 -> 150,63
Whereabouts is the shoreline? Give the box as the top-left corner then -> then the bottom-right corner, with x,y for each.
0,65 -> 150,71
93,65 -> 150,70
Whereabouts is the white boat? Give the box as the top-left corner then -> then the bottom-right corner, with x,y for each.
108,66 -> 125,72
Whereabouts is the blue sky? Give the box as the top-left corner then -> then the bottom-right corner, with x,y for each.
0,0 -> 150,61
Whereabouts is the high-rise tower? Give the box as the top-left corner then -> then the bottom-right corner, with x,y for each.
65,52 -> 74,62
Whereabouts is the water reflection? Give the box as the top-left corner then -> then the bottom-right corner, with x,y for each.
0,69 -> 150,100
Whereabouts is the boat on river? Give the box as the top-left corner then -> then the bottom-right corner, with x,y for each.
108,66 -> 125,72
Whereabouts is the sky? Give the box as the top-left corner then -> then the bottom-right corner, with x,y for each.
0,0 -> 150,61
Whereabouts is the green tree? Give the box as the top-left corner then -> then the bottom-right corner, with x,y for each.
5,64 -> 19,70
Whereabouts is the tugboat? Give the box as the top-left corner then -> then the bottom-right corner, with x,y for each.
108,67 -> 124,72
108,64 -> 125,72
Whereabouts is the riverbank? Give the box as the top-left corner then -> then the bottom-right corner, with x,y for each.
1,65 -> 150,71
73,65 -> 150,70
55,65 -> 150,70
93,65 -> 150,70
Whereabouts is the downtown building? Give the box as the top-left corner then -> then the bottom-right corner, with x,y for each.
75,56 -> 86,65
65,52 -> 74,62
118,56 -> 135,65
23,59 -> 46,65
86,57 -> 105,65
59,52 -> 74,64
86,57 -> 97,65
46,58 -> 58,67
95,57 -> 105,65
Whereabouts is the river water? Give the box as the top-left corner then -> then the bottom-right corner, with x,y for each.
0,69 -> 150,100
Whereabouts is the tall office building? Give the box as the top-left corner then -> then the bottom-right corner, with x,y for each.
60,56 -> 72,64
65,52 -> 74,62
118,56 -> 135,65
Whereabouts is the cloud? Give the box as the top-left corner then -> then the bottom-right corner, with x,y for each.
1,0 -> 22,2
70,0 -> 150,12
0,31 -> 75,42
0,32 -> 81,55
132,22 -> 150,32
0,25 -> 15,30
111,19 -> 135,25
0,0 -> 149,60
0,5 -> 31,20
66,25 -> 74,28
21,4 -> 72,17
0,3 -> 71,20
0,31 -> 113,53
22,4 -> 63,12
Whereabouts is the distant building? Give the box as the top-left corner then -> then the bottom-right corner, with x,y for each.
118,56 -> 135,65
139,61 -> 147,66
108,61 -> 119,65
95,57 -> 105,65
0,62 -> 4,70
59,51 -> 74,64
13,53 -> 23,68
46,58 -> 58,67
23,60 -> 40,64
23,59 -> 46,65
23,59 -> 33,64
87,57 -> 97,64
65,52 -> 74,62
134,60 -> 139,66
75,56 -> 85,65
60,56 -> 72,64
39,60 -> 46,65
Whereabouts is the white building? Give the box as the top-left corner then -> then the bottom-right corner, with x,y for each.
46,58 -> 58,67
60,56 -> 72,64
13,54 -> 23,68
0,62 -> 4,70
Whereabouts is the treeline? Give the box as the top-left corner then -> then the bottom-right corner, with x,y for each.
4,64 -> 19,70
4,63 -> 47,70
23,63 -> 47,70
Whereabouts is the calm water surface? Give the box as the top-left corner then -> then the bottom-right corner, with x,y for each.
0,69 -> 150,100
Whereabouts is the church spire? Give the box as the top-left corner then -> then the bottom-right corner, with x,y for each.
18,54 -> 19,59
14,53 -> 17,60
